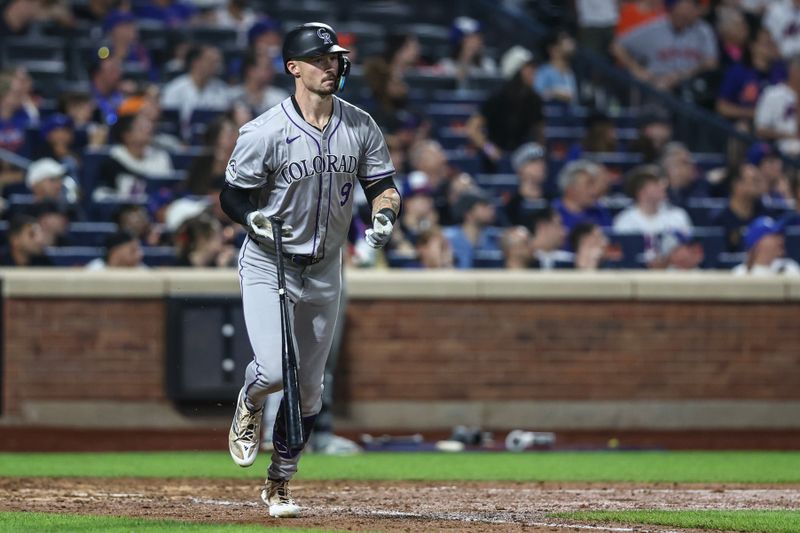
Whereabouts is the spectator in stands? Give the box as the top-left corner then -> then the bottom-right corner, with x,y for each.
102,10 -> 155,80
712,162 -> 770,252
733,216 -> 800,275
363,57 -> 420,137
567,111 -> 618,161
0,0 -> 39,37
613,164 -> 693,262
501,225 -> 532,269
415,227 -> 454,269
715,6 -> 750,71
0,71 -> 30,156
184,115 -> 238,196
443,189 -> 500,268
161,44 -> 232,127
611,0 -> 718,92
530,208 -> 571,269
10,66 -> 39,124
59,92 -> 107,151
465,45 -> 543,171
33,200 -> 70,247
716,26 -> 783,125
630,105 -> 673,162
651,229 -> 704,270
72,0 -> 114,26
552,160 -> 612,231
230,49 -> 289,116
118,84 -> 182,152
754,54 -> 800,156
569,222 -> 611,270
574,0 -> 618,55
660,142 -> 710,209
25,157 -> 78,206
616,0 -> 664,37
89,56 -> 125,126
397,181 -> 438,246
504,142 -> 547,226
534,30 -> 578,104
95,113 -> 174,200
747,142 -> 793,205
114,203 -> 163,246
763,0 -> 800,60
86,231 -> 146,270
385,33 -> 423,79
0,214 -> 52,266
209,0 -> 258,48
134,0 -> 196,28
406,139 -> 460,224
438,16 -> 497,85
174,213 -> 236,268
35,114 -> 80,178
248,18 -> 284,71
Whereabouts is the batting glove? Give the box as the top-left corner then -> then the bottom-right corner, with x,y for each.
365,213 -> 393,249
246,211 -> 293,240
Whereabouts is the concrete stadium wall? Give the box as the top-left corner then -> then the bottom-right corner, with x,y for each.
1,269 -> 799,431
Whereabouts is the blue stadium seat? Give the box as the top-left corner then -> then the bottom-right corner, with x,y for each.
386,250 -> 420,268
68,222 -> 118,247
606,231 -> 646,268
692,226 -> 726,269
717,252 -> 746,270
785,226 -> 800,261
424,103 -> 476,129
473,249 -> 505,268
89,198 -> 149,222
143,246 -> 177,267
437,127 -> 467,150
170,146 -> 207,171
686,198 -> 727,226
445,150 -> 481,176
475,174 -> 518,197
45,246 -> 103,267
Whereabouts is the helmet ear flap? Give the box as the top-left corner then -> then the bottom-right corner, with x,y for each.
336,55 -> 351,92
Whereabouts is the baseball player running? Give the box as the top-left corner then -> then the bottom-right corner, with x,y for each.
220,22 -> 401,518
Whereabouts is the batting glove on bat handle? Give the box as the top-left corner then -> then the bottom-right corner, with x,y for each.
365,213 -> 393,249
247,211 -> 293,240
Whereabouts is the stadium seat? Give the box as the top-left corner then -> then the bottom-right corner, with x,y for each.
785,226 -> 800,261
606,231 -> 646,268
475,174 -> 519,197
143,246 -> 177,267
686,198 -> 727,227
717,252 -> 746,270
45,246 -> 103,267
473,249 -> 505,268
692,226 -> 726,269
68,222 -> 118,247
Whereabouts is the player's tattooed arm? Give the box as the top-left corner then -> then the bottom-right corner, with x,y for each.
364,177 -> 401,223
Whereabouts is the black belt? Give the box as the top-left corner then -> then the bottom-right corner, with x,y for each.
283,253 -> 321,266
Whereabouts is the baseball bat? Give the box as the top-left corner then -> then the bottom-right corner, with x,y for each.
269,216 -> 304,449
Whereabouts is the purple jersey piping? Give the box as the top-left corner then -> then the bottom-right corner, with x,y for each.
319,100 -> 343,261
358,169 -> 394,180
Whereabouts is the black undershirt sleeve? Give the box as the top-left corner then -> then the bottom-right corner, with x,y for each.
219,182 -> 256,226
362,176 -> 400,223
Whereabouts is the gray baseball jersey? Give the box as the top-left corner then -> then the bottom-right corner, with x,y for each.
229,95 -> 393,480
226,95 -> 394,261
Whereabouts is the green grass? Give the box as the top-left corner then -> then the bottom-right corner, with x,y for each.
0,451 -> 799,483
551,510 -> 800,533
0,511 -> 343,532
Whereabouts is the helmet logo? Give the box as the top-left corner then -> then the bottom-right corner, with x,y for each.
317,28 -> 333,45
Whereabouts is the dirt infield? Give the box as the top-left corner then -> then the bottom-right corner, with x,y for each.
1,477 -> 799,532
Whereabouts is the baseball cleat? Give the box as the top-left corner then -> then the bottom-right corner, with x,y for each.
228,390 -> 263,467
261,478 -> 301,518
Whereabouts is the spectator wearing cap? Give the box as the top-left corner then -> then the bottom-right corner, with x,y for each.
102,10 -> 155,81
465,45 -> 544,172
229,49 -> 289,116
134,0 -> 196,28
437,16 -> 497,85
630,105 -> 673,163
530,208 -> 571,270
501,225 -> 532,269
0,214 -> 52,267
611,0 -> 717,92
711,162 -> 771,252
764,0 -> 800,60
95,113 -> 174,201
86,231 -> 146,270
34,114 -> 80,178
443,189 -> 501,268
534,31 -> 578,104
747,142 -> 792,206
613,164 -> 692,262
568,222 -> 612,271
504,142 -> 547,226
717,26 -> 783,125
574,0 -> 618,55
89,55 -> 125,125
754,54 -> 800,157
732,216 -> 800,275
161,44 -> 232,128
25,158 -> 78,206
650,229 -> 704,270
248,18 -> 284,71
660,142 -> 710,209
552,160 -> 613,231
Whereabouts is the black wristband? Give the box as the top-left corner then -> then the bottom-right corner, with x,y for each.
377,207 -> 397,225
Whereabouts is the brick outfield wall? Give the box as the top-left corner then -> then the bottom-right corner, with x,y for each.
3,297 -> 800,418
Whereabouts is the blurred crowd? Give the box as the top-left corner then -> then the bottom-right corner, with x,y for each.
1,0 -> 800,275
